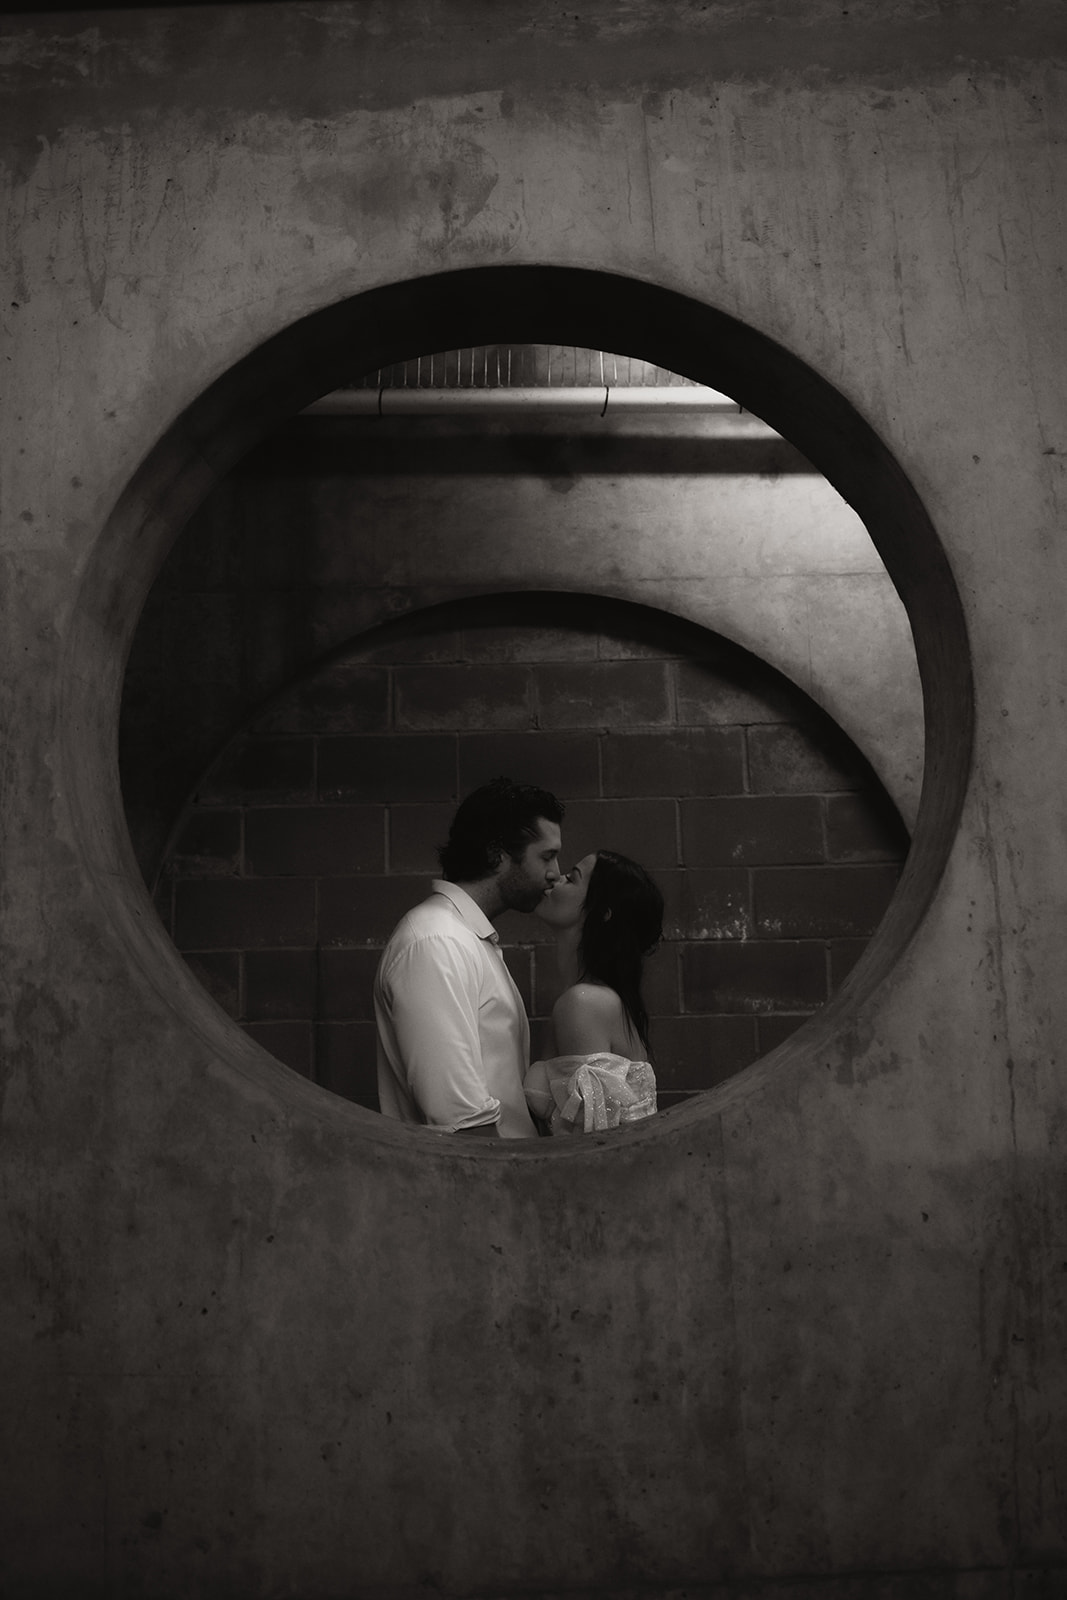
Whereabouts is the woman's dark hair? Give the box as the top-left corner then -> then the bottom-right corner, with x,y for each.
578,850 -> 664,1054
438,776 -> 565,882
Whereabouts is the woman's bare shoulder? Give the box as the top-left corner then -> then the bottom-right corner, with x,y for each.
550,983 -> 624,1056
552,983 -> 623,1026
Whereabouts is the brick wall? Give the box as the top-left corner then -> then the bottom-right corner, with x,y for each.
153,594 -> 908,1111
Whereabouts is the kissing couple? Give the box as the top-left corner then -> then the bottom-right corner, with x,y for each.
374,777 -> 663,1139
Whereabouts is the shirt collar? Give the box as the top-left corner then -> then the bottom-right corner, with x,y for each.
432,879 -> 499,942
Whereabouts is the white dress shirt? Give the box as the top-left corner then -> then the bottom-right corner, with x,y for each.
374,880 -> 537,1137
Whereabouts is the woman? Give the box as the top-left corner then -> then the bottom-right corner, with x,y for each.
524,850 -> 664,1134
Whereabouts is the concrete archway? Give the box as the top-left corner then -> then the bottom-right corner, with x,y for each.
67,266 -> 972,1123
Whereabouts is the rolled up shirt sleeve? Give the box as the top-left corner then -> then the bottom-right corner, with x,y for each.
378,935 -> 501,1131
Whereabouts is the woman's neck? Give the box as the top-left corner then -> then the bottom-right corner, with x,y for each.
555,925 -> 582,989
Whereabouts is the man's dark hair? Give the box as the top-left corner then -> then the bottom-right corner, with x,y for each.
438,776 -> 564,882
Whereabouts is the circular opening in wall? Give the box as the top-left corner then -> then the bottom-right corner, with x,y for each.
121,338 -> 921,1120
143,591 -> 913,1116
70,266 -> 973,1142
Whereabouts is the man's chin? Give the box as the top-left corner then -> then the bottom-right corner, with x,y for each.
511,890 -> 549,915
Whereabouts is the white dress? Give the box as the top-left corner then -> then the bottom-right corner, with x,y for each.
523,1053 -> 657,1135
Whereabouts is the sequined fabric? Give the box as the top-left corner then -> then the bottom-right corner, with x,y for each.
523,1053 -> 657,1134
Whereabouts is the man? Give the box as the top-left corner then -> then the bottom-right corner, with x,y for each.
374,777 -> 564,1138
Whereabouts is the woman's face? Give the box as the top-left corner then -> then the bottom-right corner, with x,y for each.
534,851 -> 598,930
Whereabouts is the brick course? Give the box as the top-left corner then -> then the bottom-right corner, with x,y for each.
601,729 -> 744,797
537,661 -> 671,729
170,810 -> 242,876
458,731 -> 599,798
753,864 -> 901,939
531,937 -> 678,1020
318,735 -> 455,803
395,664 -> 532,731
675,658 -> 797,726
175,878 -> 316,951
678,869 -> 752,940
317,948 -> 382,1021
562,798 -> 678,867
681,796 -> 824,866
682,940 -> 828,1014
388,804 -> 456,873
245,805 -> 385,877
748,723 -> 866,794
318,875 -> 430,947
246,949 -> 317,1021
652,1015 -> 759,1090
198,738 -> 315,805
251,665 -> 390,735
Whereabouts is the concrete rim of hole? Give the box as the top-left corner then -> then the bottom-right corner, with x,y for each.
61,265 -> 974,1156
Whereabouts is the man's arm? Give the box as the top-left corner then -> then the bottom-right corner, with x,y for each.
381,935 -> 501,1132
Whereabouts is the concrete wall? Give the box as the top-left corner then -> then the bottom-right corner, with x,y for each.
2,4 -> 1064,1597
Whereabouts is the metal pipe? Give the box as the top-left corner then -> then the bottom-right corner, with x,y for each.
303,385 -> 743,417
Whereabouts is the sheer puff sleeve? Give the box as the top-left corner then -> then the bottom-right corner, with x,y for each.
524,1053 -> 657,1135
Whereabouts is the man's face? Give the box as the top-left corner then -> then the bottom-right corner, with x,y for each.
495,818 -> 563,913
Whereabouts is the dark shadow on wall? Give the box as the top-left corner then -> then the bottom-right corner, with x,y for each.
264,418 -> 817,478
147,592 -> 909,1111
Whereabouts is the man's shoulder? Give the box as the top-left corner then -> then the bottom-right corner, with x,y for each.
400,890 -> 463,933
381,891 -> 472,954
376,894 -> 483,994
